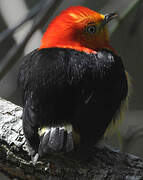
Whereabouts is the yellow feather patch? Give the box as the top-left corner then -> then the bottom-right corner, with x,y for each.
104,71 -> 132,137
38,124 -> 80,145
69,13 -> 78,19
38,127 -> 50,136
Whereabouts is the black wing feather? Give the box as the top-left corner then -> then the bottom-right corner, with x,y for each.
18,47 -> 128,156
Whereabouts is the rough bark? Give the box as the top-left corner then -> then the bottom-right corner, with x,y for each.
0,97 -> 143,180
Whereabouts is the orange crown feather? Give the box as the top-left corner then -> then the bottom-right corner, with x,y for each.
40,6 -> 116,53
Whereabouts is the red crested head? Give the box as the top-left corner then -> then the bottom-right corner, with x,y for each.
40,6 -> 117,53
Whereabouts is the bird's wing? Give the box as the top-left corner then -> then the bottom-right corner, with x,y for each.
18,47 -> 99,111
18,47 -> 129,157
18,47 -> 93,156
18,47 -> 99,156
18,48 -> 69,157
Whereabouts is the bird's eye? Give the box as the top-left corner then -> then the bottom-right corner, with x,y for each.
86,25 -> 97,34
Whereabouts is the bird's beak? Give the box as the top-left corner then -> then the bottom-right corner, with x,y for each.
102,13 -> 118,26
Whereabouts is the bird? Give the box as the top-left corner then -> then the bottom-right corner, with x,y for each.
18,6 -> 129,163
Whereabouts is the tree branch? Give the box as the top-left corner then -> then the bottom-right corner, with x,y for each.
0,97 -> 143,180
0,0 -> 63,81
110,0 -> 142,35
0,0 -> 44,44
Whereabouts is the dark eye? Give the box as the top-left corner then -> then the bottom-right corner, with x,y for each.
86,25 -> 97,34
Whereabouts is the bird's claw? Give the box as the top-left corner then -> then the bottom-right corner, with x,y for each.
31,153 -> 39,165
38,126 -> 75,157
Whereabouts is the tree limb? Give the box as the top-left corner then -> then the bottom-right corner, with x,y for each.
110,0 -> 142,35
0,97 -> 143,180
0,0 -> 63,81
0,0 -> 44,44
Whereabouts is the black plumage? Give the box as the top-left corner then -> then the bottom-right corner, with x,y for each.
18,47 -> 128,158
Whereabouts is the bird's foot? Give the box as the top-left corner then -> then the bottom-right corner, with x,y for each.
38,125 -> 75,158
31,153 -> 39,165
